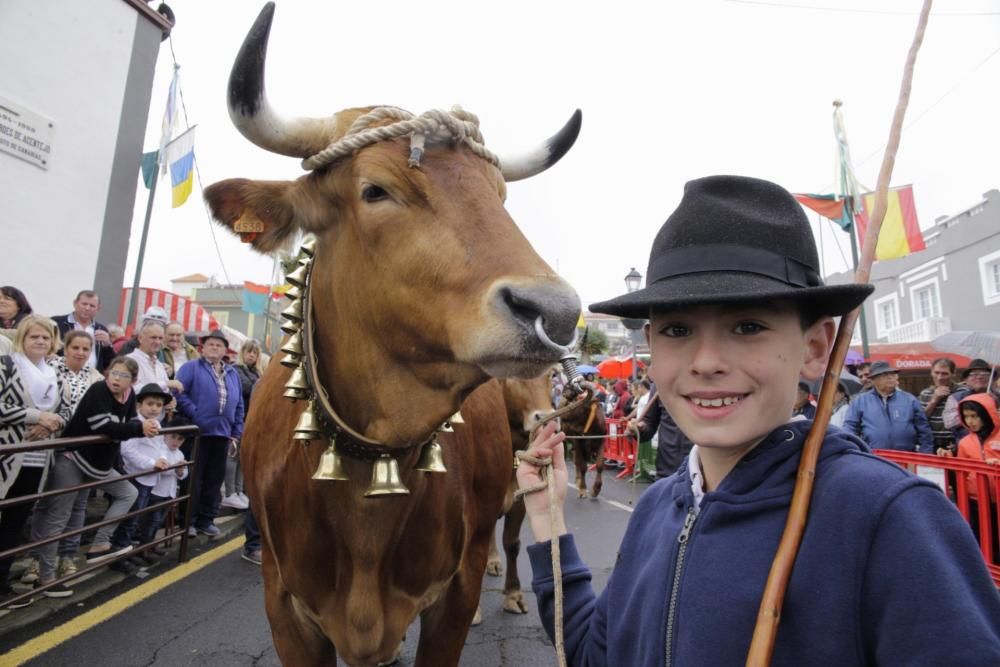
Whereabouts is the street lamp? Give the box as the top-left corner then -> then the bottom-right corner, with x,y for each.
621,268 -> 645,383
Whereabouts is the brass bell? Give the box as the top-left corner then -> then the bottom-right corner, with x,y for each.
300,237 -> 317,257
285,285 -> 302,302
279,332 -> 304,368
293,402 -> 323,441
364,454 -> 410,497
440,422 -> 454,433
281,299 -> 304,324
280,319 -> 300,335
415,440 -> 447,474
286,263 -> 310,288
449,410 -> 465,425
283,365 -> 310,401
312,441 -> 349,481
280,353 -> 302,369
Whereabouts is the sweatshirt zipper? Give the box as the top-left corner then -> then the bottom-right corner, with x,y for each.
665,505 -> 700,667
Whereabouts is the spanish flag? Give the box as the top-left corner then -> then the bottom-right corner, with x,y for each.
854,185 -> 925,261
165,126 -> 196,208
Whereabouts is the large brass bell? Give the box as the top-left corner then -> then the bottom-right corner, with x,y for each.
283,365 -> 310,401
300,237 -> 317,257
286,262 -> 310,288
281,299 -> 304,324
365,454 -> 410,497
280,332 -> 303,368
312,440 -> 349,481
450,410 -> 465,425
293,402 -> 323,441
415,440 -> 447,474
284,285 -> 302,302
280,319 -> 300,335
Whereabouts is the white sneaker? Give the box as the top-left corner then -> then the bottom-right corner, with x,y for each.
221,494 -> 249,510
237,492 -> 250,506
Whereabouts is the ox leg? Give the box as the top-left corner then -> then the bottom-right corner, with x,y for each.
575,445 -> 588,498
486,526 -> 503,577
590,442 -> 605,498
261,550 -> 338,666
416,548 -> 488,667
501,500 -> 528,614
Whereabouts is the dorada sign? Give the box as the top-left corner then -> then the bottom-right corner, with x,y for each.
0,95 -> 54,170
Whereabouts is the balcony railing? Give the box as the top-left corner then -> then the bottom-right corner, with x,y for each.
887,316 -> 952,344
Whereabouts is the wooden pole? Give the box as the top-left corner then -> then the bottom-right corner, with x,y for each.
745,2 -> 933,664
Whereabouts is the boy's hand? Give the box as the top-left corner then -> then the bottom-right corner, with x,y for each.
154,457 -> 169,470
515,420 -> 568,543
142,419 -> 160,438
936,448 -> 953,457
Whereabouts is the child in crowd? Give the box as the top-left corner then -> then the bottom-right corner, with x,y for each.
517,176 -> 1000,665
952,394 -> 1000,562
33,357 -> 158,594
111,383 -> 173,567
138,415 -> 190,555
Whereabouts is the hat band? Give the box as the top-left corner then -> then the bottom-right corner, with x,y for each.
647,245 -> 821,288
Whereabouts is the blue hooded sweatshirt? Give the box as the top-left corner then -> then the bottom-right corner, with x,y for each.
528,421 -> 1000,666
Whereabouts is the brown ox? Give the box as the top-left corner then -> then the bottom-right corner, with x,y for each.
480,375 -> 554,617
559,389 -> 607,498
204,5 -> 581,666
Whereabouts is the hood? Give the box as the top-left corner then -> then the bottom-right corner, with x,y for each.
613,380 -> 628,396
670,420 -> 866,507
958,393 -> 1000,439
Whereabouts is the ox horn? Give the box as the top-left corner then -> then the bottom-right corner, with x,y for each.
228,3 -> 336,158
497,109 -> 583,182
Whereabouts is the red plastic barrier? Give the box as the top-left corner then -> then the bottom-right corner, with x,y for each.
874,450 -> 1000,586
603,419 -> 636,479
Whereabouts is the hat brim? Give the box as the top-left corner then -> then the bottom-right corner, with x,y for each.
137,389 -> 173,403
589,272 -> 874,319
200,334 -> 230,347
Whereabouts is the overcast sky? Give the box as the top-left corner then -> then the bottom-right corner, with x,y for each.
126,0 -> 1000,308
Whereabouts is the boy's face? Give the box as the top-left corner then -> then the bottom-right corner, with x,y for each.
962,408 -> 984,433
645,302 -> 833,457
164,433 -> 184,450
138,397 -> 164,420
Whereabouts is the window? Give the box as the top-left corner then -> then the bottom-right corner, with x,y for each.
978,249 -> 1000,306
873,293 -> 899,339
913,284 -> 939,320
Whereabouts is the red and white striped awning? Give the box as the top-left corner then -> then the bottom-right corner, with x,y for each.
119,288 -> 218,332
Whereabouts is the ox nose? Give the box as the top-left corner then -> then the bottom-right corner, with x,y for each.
496,281 -> 580,348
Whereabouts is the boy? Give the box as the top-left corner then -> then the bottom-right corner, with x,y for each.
112,383 -> 173,566
139,415 -> 190,555
517,176 -> 1000,665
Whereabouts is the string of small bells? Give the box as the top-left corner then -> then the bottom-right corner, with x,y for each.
276,238 -> 453,497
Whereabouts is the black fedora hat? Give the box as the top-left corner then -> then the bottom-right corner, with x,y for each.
589,176 -> 874,318
136,383 -> 173,403
200,329 -> 229,347
962,358 -> 994,379
867,360 -> 897,379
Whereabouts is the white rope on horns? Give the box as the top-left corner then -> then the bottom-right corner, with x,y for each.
300,105 -> 501,171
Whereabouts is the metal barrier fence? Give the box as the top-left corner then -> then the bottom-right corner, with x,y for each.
874,449 -> 1000,586
0,425 -> 200,609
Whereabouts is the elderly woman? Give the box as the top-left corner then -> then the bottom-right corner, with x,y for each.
0,316 -> 66,608
20,331 -> 106,586
0,286 -> 32,331
223,339 -> 263,510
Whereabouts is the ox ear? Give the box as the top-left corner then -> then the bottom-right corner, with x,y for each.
204,178 -> 302,254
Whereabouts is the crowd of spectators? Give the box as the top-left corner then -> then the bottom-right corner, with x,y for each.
0,286 -> 266,609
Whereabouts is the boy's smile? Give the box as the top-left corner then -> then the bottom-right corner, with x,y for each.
646,302 -> 833,483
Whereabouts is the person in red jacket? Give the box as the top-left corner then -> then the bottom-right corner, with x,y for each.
952,394 -> 1000,561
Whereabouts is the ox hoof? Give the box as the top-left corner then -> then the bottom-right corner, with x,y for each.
590,486 -> 603,499
577,488 -> 587,499
502,592 -> 528,614
486,558 -> 503,577
472,606 -> 483,626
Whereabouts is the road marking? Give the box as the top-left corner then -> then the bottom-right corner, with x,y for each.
0,537 -> 243,666
601,498 -> 635,513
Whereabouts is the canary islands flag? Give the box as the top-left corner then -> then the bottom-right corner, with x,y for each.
165,126 -> 196,208
854,185 -> 925,261
242,281 -> 270,315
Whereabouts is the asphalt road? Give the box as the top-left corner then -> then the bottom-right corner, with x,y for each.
12,472 -> 652,666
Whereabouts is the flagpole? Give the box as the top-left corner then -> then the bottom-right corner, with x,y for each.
127,154 -> 159,329
846,196 -> 871,360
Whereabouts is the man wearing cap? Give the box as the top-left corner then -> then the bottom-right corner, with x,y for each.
127,321 -> 182,401
53,290 -> 115,372
943,358 -> 1000,442
843,360 -> 933,453
117,306 -> 170,356
175,330 -> 244,537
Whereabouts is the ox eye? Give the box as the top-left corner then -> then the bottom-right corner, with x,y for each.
361,184 -> 389,203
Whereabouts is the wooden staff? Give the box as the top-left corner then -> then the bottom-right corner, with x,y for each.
745,1 -> 934,664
